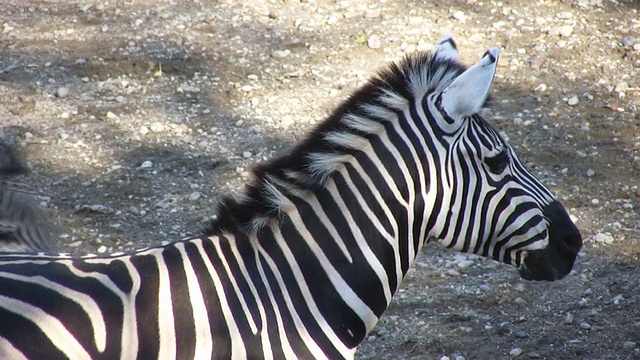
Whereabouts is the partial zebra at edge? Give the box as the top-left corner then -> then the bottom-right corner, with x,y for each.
0,142 -> 55,252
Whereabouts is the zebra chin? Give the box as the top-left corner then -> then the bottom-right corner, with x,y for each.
517,201 -> 582,281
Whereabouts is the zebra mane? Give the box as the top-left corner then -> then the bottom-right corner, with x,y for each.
204,51 -> 468,236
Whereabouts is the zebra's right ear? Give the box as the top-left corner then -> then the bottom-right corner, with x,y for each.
434,34 -> 458,61
439,47 -> 499,118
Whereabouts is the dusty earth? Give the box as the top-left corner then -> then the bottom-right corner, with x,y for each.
1,0 -> 639,359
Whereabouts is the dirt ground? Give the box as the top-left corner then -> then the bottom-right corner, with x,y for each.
1,0 -> 639,359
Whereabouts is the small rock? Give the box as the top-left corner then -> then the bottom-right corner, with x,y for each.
114,95 -> 125,103
367,35 -> 382,49
452,11 -> 467,23
533,84 -> 547,92
614,81 -> 629,93
567,96 -> 579,106
586,169 -> 595,177
583,288 -> 593,297
455,356 -> 465,360
514,330 -> 529,338
509,348 -> 523,357
139,160 -> 153,168
271,50 -> 291,58
621,36 -> 637,47
579,322 -> 592,330
235,120 -> 244,127
611,294 -> 624,305
150,122 -> 164,132
105,111 -> 118,120
564,312 -> 574,324
242,151 -> 253,158
139,126 -> 149,135
593,232 -> 614,244
623,341 -> 637,350
188,192 -> 202,202
97,245 -> 108,253
560,26 -> 573,37
556,11 -> 573,19
56,87 -> 70,98
548,27 -> 561,37
60,112 -> 70,119
281,116 -> 294,128
457,260 -> 475,268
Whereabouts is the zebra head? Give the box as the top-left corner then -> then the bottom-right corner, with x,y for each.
422,36 -> 582,281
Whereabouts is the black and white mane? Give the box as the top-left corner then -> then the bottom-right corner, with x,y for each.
205,52 -> 471,236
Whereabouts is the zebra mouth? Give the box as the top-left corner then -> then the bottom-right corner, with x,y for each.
517,201 -> 582,281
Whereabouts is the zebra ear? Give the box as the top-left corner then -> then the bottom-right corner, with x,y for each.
440,47 -> 499,118
434,34 -> 459,61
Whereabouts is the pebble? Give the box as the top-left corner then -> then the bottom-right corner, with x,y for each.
139,126 -> 149,135
514,330 -> 529,338
235,120 -> 244,127
586,169 -> 595,177
614,81 -> 629,93
533,84 -> 547,92
105,111 -> 118,120
139,160 -> 153,168
188,191 -> 202,202
452,11 -> 467,23
271,50 -> 291,58
56,87 -> 70,98
593,232 -> 614,244
564,312 -> 574,324
97,245 -> 108,253
509,347 -> 523,357
579,322 -> 592,330
367,35 -> 381,49
115,95 -> 125,103
624,341 -> 637,350
567,96 -> 579,106
560,25 -> 573,37
621,36 -> 637,47
457,260 -> 475,269
150,122 -> 164,132
242,151 -> 253,158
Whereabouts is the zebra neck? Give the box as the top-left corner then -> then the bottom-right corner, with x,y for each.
214,159 -> 429,354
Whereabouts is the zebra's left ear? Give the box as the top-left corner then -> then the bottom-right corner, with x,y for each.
440,47 -> 499,118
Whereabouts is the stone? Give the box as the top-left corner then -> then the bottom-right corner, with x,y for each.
56,87 -> 70,98
367,35 -> 382,49
567,96 -> 579,106
509,348 -> 523,357
593,232 -> 614,244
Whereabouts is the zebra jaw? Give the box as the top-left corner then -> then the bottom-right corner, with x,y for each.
440,47 -> 499,118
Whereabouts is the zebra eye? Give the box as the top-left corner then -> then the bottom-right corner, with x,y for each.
485,149 -> 510,174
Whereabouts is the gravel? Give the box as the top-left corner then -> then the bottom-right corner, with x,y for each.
0,0 -> 638,359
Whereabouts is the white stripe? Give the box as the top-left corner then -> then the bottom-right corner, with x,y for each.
120,259 -> 141,359
154,252 -> 177,358
0,335 -> 28,360
193,239 -> 247,359
320,181 -> 393,306
0,272 -> 107,352
253,247 -> 298,359
209,237 -> 260,334
175,242 -> 213,359
0,295 -> 91,360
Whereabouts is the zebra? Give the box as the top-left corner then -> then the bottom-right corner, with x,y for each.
0,141 -> 54,252
0,36 -> 581,359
